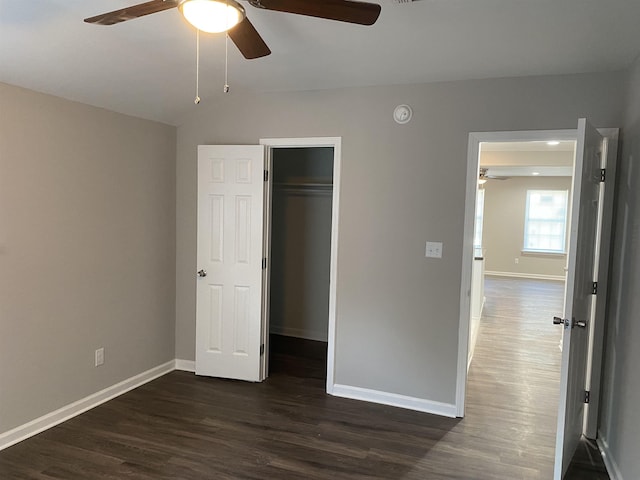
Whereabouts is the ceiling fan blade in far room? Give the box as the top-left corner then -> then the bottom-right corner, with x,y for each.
249,0 -> 381,25
84,0 -> 180,26
228,18 -> 271,59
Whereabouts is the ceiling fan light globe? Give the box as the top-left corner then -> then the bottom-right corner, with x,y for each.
179,0 -> 245,33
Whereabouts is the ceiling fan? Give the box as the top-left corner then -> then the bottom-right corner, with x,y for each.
84,0 -> 382,60
479,168 -> 509,183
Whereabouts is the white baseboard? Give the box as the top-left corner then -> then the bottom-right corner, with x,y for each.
597,435 -> 623,480
485,271 -> 565,282
269,325 -> 328,342
0,360 -> 175,452
331,384 -> 457,418
175,359 -> 196,372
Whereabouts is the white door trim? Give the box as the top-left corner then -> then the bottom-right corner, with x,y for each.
456,129 -> 578,417
584,128 -> 618,438
259,137 -> 342,394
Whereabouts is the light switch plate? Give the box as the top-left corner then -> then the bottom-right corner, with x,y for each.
425,241 -> 443,258
95,348 -> 104,367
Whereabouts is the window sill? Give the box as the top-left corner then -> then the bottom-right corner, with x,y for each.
521,250 -> 567,258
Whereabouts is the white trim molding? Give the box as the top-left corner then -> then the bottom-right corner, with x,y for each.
597,436 -> 623,480
0,360 -> 175,452
331,384 -> 457,418
175,359 -> 196,372
485,271 -> 566,282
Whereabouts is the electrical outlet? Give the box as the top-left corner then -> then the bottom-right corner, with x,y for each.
425,241 -> 443,258
515,258 -> 519,264
95,348 -> 104,367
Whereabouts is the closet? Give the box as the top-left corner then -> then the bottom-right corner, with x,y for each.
268,147 -> 334,379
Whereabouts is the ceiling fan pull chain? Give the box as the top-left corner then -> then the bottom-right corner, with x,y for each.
194,28 -> 201,104
224,32 -> 230,93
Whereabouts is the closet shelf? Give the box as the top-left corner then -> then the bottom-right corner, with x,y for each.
274,182 -> 332,188
273,182 -> 333,195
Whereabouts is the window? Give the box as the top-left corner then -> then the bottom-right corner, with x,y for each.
524,190 -> 568,253
474,188 -> 485,249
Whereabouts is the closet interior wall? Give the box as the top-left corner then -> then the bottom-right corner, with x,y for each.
269,147 -> 334,343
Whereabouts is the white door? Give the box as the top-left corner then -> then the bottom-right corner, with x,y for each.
196,145 -> 265,381
554,119 -> 603,479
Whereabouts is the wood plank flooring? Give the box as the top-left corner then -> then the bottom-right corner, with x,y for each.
0,277 -> 609,479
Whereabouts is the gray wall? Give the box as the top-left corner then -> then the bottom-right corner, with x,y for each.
482,176 -> 572,277
599,56 -> 640,479
269,148 -> 333,342
0,83 -> 177,433
175,71 -> 625,404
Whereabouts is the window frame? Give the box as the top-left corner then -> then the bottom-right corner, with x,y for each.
473,188 -> 485,249
522,189 -> 569,255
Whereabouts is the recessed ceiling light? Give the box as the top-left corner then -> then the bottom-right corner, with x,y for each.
547,141 -> 560,146
532,172 -> 540,176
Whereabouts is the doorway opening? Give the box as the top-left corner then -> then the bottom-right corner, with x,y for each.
457,124 -> 619,479
267,146 -> 334,382
259,137 -> 342,393
469,139 -> 576,367
467,138 -> 577,477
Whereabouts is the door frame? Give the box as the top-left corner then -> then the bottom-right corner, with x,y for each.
583,127 -> 618,437
455,128 -> 618,436
259,137 -> 342,394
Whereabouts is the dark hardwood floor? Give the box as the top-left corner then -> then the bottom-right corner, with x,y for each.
269,334 -> 327,380
0,278 -> 609,479
467,276 -> 608,479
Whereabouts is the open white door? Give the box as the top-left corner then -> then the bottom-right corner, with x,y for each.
196,145 -> 265,382
554,119 -> 603,479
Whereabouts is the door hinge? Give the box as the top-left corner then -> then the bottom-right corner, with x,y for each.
592,282 -> 598,295
264,170 -> 269,182
262,258 -> 267,270
260,344 -> 265,356
584,390 -> 590,404
600,168 -> 606,182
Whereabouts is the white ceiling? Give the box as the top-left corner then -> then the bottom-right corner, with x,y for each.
2,0 -> 640,125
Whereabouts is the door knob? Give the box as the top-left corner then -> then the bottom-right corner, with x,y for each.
553,316 -> 586,329
197,269 -> 207,278
553,316 -> 568,327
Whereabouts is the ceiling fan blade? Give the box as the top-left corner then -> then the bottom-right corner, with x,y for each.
250,0 -> 381,26
84,0 -> 179,26
228,18 -> 271,59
